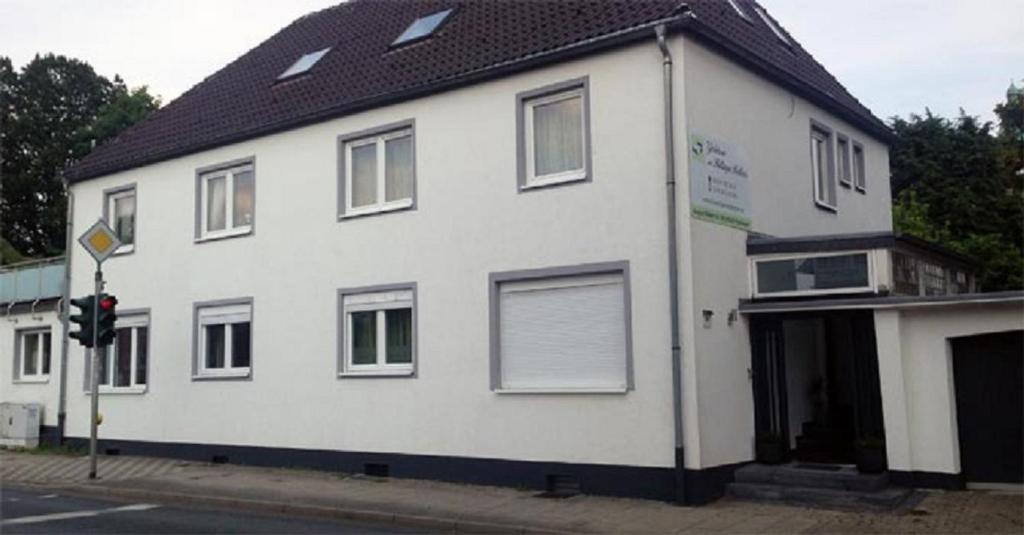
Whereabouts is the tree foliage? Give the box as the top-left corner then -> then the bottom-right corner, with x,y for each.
0,53 -> 159,262
890,98 -> 1024,291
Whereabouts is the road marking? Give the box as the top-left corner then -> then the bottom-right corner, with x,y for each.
1,503 -> 159,526
40,494 -> 59,499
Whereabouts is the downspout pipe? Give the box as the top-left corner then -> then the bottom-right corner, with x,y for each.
656,23 -> 686,505
57,180 -> 74,444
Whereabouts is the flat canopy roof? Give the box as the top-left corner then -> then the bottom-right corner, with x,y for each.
739,291 -> 1024,314
746,231 -> 976,268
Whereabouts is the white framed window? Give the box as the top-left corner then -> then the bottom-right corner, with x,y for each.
339,123 -> 415,218
97,312 -> 149,393
196,160 -> 254,241
104,185 -> 136,253
338,286 -> 415,377
752,251 -> 874,298
836,134 -> 852,187
810,123 -> 837,210
852,142 -> 866,192
392,9 -> 453,46
193,300 -> 252,379
490,263 -> 632,393
517,78 -> 590,190
14,328 -> 51,383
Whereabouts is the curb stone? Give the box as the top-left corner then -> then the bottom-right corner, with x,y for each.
11,481 -> 575,534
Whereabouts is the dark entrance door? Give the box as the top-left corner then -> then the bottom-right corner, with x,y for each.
750,311 -> 886,467
952,330 -> 1024,484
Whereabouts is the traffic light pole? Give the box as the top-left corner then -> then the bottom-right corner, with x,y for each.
88,267 -> 104,480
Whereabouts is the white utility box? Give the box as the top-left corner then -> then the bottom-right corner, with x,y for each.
0,402 -> 43,448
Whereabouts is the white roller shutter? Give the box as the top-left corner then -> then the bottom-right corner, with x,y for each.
499,272 -> 627,390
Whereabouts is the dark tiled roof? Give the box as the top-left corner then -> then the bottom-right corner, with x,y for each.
64,0 -> 890,183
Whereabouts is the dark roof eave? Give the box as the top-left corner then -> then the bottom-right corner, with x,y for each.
65,10 -> 892,183
66,15 -> 690,183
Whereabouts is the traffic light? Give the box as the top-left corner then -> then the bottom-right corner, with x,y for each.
97,294 -> 118,347
69,296 -> 96,348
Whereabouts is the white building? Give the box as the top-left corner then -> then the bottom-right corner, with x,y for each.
7,0 -> 1022,503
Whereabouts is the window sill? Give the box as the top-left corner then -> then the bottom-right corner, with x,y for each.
88,386 -> 147,395
13,377 -> 50,384
112,244 -> 135,256
521,171 -> 588,191
855,186 -> 866,194
192,370 -> 251,381
339,201 -> 414,221
813,200 -> 838,213
494,387 -> 627,395
338,369 -> 414,378
195,227 -> 253,244
839,180 -> 852,188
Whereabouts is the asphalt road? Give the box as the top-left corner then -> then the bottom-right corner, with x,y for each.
0,486 -> 421,534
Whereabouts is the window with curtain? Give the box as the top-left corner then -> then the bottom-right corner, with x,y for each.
198,161 -> 254,240
836,135 -> 851,186
94,313 -> 149,391
339,287 -> 415,376
194,301 -> 252,378
341,126 -> 415,217
853,142 -> 866,192
522,85 -> 587,187
15,329 -> 51,382
810,124 -> 836,209
105,186 -> 136,253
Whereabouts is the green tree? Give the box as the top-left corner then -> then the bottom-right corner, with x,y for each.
0,54 -> 158,261
890,99 -> 1024,291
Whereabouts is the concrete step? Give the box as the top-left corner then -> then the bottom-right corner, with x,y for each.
734,463 -> 887,491
727,482 -> 915,511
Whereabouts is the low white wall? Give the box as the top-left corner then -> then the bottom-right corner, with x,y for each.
875,301 -> 1024,475
0,308 -> 63,427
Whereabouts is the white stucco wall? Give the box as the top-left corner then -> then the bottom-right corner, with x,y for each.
875,301 -> 1024,475
0,308 -> 62,427
679,37 -> 894,469
65,41 -> 681,468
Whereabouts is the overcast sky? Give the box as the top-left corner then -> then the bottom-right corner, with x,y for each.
1,0 -> 1021,124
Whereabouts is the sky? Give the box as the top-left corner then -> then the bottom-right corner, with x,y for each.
1,0 -> 1021,125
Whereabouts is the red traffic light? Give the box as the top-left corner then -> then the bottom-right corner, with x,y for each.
99,296 -> 117,310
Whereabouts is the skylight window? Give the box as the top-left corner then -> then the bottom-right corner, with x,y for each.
278,47 -> 330,80
726,0 -> 750,21
392,9 -> 452,46
754,7 -> 791,46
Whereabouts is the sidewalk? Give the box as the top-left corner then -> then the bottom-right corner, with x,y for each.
2,450 -> 1021,533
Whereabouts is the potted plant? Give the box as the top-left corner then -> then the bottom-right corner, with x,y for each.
855,437 -> 886,473
755,432 -> 786,464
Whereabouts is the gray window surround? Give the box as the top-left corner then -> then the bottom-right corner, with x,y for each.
194,156 -> 256,243
488,260 -> 634,393
852,140 -> 866,193
191,297 -> 254,381
82,308 -> 151,394
336,282 -> 418,378
835,133 -> 852,188
336,119 -> 417,220
13,326 -> 52,383
809,119 -> 837,213
102,183 -> 137,256
515,76 -> 593,192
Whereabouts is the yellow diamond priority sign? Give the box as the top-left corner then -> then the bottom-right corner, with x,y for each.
79,219 -> 122,264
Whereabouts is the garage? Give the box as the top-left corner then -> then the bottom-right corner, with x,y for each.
951,330 -> 1024,484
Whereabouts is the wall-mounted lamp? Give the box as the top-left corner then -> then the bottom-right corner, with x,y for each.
727,309 -> 738,326
702,309 -> 714,328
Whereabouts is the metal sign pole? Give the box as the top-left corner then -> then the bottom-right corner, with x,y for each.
88,266 -> 103,480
